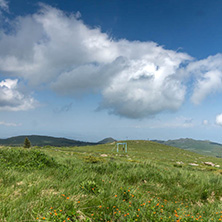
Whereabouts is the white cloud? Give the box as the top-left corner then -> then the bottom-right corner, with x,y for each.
0,121 -> 20,126
149,116 -> 194,129
100,50 -> 190,118
0,79 -> 36,111
0,4 -> 192,118
0,0 -> 8,12
0,4 -> 221,118
187,54 -> 222,104
202,120 -> 209,125
216,114 -> 222,126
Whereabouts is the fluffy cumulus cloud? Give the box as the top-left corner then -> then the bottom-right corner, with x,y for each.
187,54 -> 222,104
100,52 -> 189,118
216,114 -> 222,126
0,4 -> 221,118
0,79 -> 36,111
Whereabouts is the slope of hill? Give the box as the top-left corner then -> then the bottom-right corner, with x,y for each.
0,135 -> 97,147
152,138 -> 222,157
1,140 -> 222,221
98,137 -> 116,144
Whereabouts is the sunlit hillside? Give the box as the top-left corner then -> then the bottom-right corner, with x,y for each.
1,141 -> 222,221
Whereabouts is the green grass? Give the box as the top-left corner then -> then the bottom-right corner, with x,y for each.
1,140 -> 222,221
155,138 -> 222,158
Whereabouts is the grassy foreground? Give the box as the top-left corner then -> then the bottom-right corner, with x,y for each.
1,141 -> 222,221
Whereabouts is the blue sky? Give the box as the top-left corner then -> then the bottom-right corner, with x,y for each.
0,0 -> 222,142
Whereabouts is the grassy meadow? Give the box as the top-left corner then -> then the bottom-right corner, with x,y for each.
1,140 -> 222,221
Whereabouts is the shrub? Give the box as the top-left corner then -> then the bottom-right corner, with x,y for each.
0,148 -> 58,170
24,137 -> 31,148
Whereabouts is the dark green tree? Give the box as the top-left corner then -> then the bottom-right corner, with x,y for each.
24,137 -> 31,148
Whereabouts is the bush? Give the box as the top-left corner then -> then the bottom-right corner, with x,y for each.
83,155 -> 104,163
0,148 -> 58,170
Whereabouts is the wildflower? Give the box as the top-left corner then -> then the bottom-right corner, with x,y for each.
67,197 -> 69,199
60,210 -> 62,212
124,214 -> 127,217
138,209 -> 140,211
77,201 -> 80,203
137,215 -> 139,217
67,218 -> 70,221
36,218 -> 39,220
99,205 -> 102,208
91,214 -> 94,216
42,217 -> 45,220
50,207 -> 53,209
127,213 -> 129,215
115,195 -> 117,197
156,203 -> 159,206
107,207 -> 109,209
153,212 -> 156,214
55,213 -> 57,216
114,212 -> 117,214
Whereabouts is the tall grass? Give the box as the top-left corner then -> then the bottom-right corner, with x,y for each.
1,141 -> 222,221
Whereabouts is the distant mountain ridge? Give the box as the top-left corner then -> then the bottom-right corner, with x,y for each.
0,135 -> 116,147
98,137 -> 116,144
152,138 -> 222,157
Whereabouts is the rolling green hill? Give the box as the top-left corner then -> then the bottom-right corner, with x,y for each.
1,140 -> 222,221
152,138 -> 222,157
0,135 -> 97,147
0,135 -> 117,147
